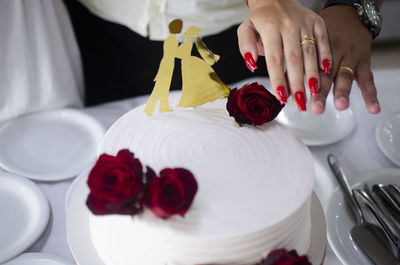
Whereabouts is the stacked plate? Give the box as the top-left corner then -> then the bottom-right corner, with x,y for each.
0,108 -> 105,181
0,172 -> 49,263
0,108 -> 105,263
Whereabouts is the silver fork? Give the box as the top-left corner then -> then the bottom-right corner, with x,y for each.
355,186 -> 400,259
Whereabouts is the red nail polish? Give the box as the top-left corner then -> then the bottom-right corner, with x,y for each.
308,77 -> 319,95
322,59 -> 331,74
276,86 -> 287,104
295,91 -> 307,112
244,52 -> 258,72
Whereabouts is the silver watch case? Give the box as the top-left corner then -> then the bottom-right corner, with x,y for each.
354,0 -> 382,39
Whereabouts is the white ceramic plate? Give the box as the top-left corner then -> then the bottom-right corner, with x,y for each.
376,112 -> 400,166
0,109 -> 105,181
326,168 -> 400,265
66,172 -> 326,265
3,253 -> 75,265
0,172 -> 50,263
277,92 -> 357,146
313,158 -> 337,211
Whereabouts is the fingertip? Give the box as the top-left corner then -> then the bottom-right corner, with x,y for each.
310,100 -> 325,114
334,96 -> 349,111
368,102 -> 381,114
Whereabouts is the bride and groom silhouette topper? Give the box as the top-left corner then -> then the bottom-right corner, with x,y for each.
144,19 -> 230,116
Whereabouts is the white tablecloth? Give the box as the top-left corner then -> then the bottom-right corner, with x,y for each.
7,68 -> 400,264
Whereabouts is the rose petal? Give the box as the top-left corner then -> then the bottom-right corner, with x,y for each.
87,150 -> 144,215
226,82 -> 283,126
146,168 -> 198,218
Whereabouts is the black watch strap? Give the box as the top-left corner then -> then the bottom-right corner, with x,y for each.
324,0 -> 357,8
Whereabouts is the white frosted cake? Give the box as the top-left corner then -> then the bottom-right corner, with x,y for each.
90,97 -> 314,265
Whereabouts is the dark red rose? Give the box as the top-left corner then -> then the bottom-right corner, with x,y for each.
86,149 -> 144,215
261,249 -> 311,265
226,82 -> 283,126
145,168 -> 198,219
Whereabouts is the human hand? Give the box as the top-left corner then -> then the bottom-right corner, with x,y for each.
237,0 -> 331,111
311,5 -> 381,115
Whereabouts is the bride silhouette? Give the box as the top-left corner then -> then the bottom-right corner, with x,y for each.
177,26 -> 229,108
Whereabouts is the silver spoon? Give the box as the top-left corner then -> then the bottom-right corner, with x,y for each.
327,154 -> 398,265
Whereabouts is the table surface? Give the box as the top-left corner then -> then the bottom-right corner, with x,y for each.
3,68 -> 399,265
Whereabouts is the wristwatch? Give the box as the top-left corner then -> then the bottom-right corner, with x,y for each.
324,0 -> 382,39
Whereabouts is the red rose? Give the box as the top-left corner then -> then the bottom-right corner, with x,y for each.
261,249 -> 311,265
145,168 -> 198,219
86,149 -> 144,215
226,82 -> 283,126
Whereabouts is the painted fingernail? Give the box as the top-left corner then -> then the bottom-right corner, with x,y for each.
295,91 -> 307,112
308,77 -> 319,95
322,59 -> 331,74
244,52 -> 258,72
276,86 -> 287,104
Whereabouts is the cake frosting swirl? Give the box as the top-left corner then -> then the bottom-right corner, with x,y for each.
90,97 -> 314,265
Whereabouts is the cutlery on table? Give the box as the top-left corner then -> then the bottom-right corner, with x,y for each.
327,154 -> 398,265
388,184 -> 400,206
353,188 -> 400,253
388,185 -> 400,207
366,185 -> 400,235
374,184 -> 400,218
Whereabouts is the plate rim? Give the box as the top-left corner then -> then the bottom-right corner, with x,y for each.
66,172 -> 326,265
0,172 -> 50,263
0,108 -> 105,181
375,112 -> 400,166
326,167 -> 400,265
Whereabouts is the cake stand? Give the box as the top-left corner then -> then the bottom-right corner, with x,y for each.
66,171 -> 326,265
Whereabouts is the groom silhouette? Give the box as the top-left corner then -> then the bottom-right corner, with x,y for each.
144,19 -> 182,116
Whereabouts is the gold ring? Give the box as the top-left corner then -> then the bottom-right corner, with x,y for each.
300,36 -> 315,45
338,66 -> 354,76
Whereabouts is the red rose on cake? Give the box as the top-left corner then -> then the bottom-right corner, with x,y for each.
145,168 -> 198,219
86,149 -> 198,219
261,249 -> 311,265
86,149 -> 144,215
226,82 -> 283,126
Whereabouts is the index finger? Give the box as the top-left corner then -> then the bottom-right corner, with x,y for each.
259,29 -> 288,105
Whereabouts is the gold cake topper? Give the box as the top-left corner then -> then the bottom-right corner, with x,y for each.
144,19 -> 230,116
